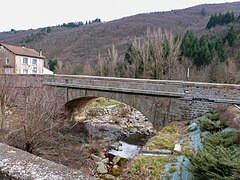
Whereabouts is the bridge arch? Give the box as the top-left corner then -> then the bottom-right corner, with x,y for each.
44,75 -> 240,131
64,90 -> 173,130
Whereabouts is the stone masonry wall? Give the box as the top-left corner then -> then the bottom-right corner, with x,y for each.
43,75 -> 240,123
0,75 -> 240,179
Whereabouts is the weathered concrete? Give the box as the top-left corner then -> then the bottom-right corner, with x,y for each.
43,75 -> 240,129
0,143 -> 96,180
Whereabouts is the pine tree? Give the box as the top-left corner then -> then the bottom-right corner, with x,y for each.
201,8 -> 206,16
225,27 -> 237,47
48,59 -> 58,71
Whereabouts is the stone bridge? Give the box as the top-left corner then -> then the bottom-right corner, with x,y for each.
43,75 -> 240,130
1,74 -> 240,179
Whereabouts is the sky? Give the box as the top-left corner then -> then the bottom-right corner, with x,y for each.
0,0 -> 236,32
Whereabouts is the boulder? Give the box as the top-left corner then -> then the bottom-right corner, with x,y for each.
104,174 -> 116,180
110,142 -> 120,150
187,122 -> 198,132
112,155 -> 121,165
174,144 -> 182,153
111,165 -> 121,176
96,162 -> 108,174
91,154 -> 102,162
99,152 -> 106,159
102,158 -> 109,164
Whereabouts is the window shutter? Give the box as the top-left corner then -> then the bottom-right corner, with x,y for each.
21,57 -> 23,64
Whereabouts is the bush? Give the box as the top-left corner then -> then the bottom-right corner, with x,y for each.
210,113 -> 220,121
188,130 -> 240,179
204,130 -> 239,147
218,106 -> 240,129
188,144 -> 240,180
198,118 -> 224,132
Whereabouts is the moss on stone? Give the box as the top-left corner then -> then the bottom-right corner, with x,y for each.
168,166 -> 177,173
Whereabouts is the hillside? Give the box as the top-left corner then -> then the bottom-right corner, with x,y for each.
0,2 -> 240,74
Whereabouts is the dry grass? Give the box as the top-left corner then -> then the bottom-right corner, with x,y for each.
146,122 -> 186,151
33,121 -> 102,175
89,97 -> 124,108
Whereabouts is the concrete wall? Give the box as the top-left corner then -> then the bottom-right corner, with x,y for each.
43,75 -> 240,130
0,143 -> 95,180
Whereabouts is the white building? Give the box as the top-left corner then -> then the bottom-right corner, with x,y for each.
0,43 -> 53,74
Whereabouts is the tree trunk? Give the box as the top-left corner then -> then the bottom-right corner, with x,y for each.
0,97 -> 6,130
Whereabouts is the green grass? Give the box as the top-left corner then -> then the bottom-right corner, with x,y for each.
146,123 -> 182,150
120,121 -> 191,180
129,156 -> 168,179
169,167 -> 177,173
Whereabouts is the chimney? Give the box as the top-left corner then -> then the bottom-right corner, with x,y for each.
39,49 -> 43,56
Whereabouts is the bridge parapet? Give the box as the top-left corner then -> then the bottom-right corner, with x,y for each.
43,75 -> 185,97
43,75 -> 240,104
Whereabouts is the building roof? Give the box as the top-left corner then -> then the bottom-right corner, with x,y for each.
0,43 -> 45,59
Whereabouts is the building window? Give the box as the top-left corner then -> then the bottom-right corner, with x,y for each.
22,69 -> 28,74
32,67 -> 37,74
22,57 -> 28,65
5,58 -> 10,65
32,58 -> 37,65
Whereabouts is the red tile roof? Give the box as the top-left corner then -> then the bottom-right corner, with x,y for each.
0,43 -> 45,59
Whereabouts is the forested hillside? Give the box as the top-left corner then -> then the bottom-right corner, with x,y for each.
0,2 -> 240,83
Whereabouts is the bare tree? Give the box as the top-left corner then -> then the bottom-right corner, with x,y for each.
107,44 -> 120,76
83,61 -> 95,76
97,53 -> 104,76
0,75 -> 18,130
4,76 -> 66,153
224,58 -> 240,83
96,45 -> 122,77
126,28 -> 183,80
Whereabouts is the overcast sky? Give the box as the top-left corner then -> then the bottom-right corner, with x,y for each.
0,0 -> 236,32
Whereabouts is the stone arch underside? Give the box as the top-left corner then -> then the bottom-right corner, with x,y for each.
65,88 -> 175,130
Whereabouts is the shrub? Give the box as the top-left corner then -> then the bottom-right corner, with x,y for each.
198,118 -> 224,132
218,106 -> 240,129
188,144 -> 240,180
188,130 -> 240,179
204,130 -> 239,147
209,113 -> 220,121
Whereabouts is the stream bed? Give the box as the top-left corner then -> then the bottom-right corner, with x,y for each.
83,103 -> 156,178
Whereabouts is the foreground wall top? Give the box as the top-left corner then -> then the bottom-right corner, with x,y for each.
0,143 -> 95,180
